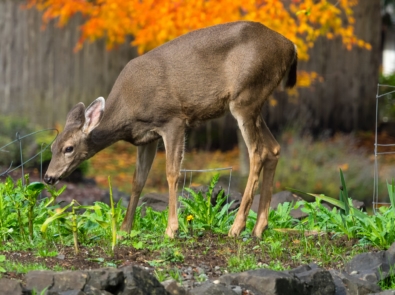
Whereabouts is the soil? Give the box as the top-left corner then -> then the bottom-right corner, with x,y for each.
0,166 -> 378,290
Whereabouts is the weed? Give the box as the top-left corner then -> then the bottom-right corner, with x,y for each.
154,269 -> 168,282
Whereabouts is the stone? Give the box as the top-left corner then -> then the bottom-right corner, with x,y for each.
293,268 -> 336,295
329,270 -> 382,295
84,284 -> 113,295
251,191 -> 307,219
85,268 -> 124,291
161,279 -> 187,295
120,265 -> 170,295
138,193 -> 169,215
368,291 -> 395,295
48,291 -> 86,295
187,281 -> 238,295
0,278 -> 24,295
344,251 -> 395,283
51,271 -> 88,293
26,270 -> 55,293
219,268 -> 306,295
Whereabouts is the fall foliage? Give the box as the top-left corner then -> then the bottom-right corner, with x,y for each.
26,0 -> 369,59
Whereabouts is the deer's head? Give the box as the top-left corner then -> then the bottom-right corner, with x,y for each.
44,97 -> 105,185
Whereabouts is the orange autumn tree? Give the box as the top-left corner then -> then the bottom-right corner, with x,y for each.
26,0 -> 370,87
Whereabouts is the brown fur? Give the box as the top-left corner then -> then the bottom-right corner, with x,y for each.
44,21 -> 297,238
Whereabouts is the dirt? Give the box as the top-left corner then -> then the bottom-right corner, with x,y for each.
0,228 -> 375,288
0,167 -> 378,289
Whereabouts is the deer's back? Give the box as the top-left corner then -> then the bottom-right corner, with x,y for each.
112,21 -> 295,127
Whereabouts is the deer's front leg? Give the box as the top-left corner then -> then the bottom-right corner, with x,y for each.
120,140 -> 158,233
161,121 -> 185,238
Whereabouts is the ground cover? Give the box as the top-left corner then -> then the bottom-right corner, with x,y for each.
1,131 -> 395,291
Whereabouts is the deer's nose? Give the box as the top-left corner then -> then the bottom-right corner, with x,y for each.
44,174 -> 54,185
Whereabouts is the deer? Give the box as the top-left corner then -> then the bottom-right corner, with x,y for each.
44,21 -> 297,238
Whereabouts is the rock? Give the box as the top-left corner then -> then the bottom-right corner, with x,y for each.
285,263 -> 319,276
84,285 -> 113,295
25,267 -> 170,295
0,278 -> 24,295
138,193 -> 169,215
161,279 -> 187,295
218,268 -> 306,295
329,270 -> 382,295
49,291 -> 86,295
352,199 -> 366,211
51,271 -> 88,293
344,251 -> 395,283
26,270 -> 55,293
187,281 -> 238,295
120,265 -> 170,295
293,268 -> 336,295
251,191 -> 306,219
368,291 -> 395,295
85,267 -> 123,291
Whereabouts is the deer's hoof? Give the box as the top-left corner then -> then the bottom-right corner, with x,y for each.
228,222 -> 246,237
252,223 -> 268,238
165,227 -> 178,239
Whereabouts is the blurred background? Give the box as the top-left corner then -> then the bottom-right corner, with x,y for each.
0,0 -> 393,208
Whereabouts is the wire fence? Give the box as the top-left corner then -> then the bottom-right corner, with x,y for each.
0,129 -> 58,185
373,84 -> 395,212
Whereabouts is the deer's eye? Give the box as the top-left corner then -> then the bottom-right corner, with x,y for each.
65,146 -> 74,153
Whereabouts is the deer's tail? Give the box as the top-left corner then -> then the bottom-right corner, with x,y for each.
284,45 -> 298,89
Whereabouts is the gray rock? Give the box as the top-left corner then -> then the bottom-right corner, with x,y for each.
293,268 -> 336,295
344,251 -> 395,283
285,263 -> 319,276
219,268 -> 306,295
120,265 -> 170,295
187,281 -> 238,295
48,291 -> 86,295
329,270 -> 382,295
251,191 -> 306,219
368,291 -> 395,295
26,270 -> 55,293
51,271 -> 88,293
138,193 -> 169,215
84,284 -> 113,295
85,267 -> 123,291
0,278 -> 24,295
161,279 -> 187,295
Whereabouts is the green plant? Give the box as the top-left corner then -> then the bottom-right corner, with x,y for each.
36,249 -> 58,258
160,247 -> 184,263
227,253 -> 258,273
179,174 -> 236,233
0,255 -> 6,272
154,269 -> 168,282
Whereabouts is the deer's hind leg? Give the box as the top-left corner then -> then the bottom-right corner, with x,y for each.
228,101 -> 280,238
120,139 -> 158,233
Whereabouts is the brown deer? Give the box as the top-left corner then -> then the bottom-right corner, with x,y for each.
44,21 -> 297,238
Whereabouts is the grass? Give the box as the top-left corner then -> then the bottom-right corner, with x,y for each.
1,131 -> 395,290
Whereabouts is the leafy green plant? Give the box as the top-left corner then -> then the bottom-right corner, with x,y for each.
0,255 -> 6,273
160,247 -> 184,263
179,174 -> 236,233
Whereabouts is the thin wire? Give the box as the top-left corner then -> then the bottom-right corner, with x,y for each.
0,129 -> 58,178
373,84 -> 395,211
17,132 -> 24,185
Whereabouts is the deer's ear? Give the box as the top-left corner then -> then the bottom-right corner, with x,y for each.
83,97 -> 105,134
66,102 -> 86,128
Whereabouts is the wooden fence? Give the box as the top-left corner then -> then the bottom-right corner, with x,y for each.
0,0 -> 136,128
0,0 -> 381,135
